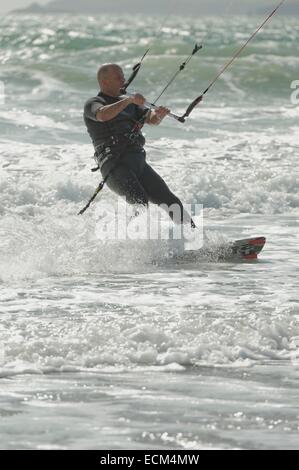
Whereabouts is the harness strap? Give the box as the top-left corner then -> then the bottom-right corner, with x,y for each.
92,132 -> 144,172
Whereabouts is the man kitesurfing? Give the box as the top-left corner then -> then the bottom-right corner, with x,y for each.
83,63 -> 195,226
80,0 -> 285,260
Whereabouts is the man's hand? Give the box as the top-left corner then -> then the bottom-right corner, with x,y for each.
129,93 -> 146,107
154,106 -> 170,121
147,106 -> 170,125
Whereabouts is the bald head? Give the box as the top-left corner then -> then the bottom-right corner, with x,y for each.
96,63 -> 125,97
97,64 -> 122,86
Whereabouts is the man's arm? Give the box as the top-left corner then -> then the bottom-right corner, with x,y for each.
96,94 -> 145,122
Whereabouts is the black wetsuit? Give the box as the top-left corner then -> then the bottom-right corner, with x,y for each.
83,92 -> 189,224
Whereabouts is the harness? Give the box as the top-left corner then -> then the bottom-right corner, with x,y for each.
91,131 -> 144,172
79,108 -> 149,216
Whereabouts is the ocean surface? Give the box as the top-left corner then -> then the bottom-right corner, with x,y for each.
0,13 -> 298,450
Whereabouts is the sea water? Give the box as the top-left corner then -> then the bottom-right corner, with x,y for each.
0,13 -> 298,450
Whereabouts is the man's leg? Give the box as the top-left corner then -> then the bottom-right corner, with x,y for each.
104,162 -> 148,207
139,162 -> 195,226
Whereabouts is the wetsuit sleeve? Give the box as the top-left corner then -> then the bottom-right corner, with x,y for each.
84,99 -> 104,122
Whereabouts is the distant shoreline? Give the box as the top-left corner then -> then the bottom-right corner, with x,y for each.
6,12 -> 298,17
8,0 -> 299,17
7,9 -> 299,17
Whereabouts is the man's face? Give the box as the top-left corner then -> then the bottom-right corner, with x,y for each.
108,66 -> 125,92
